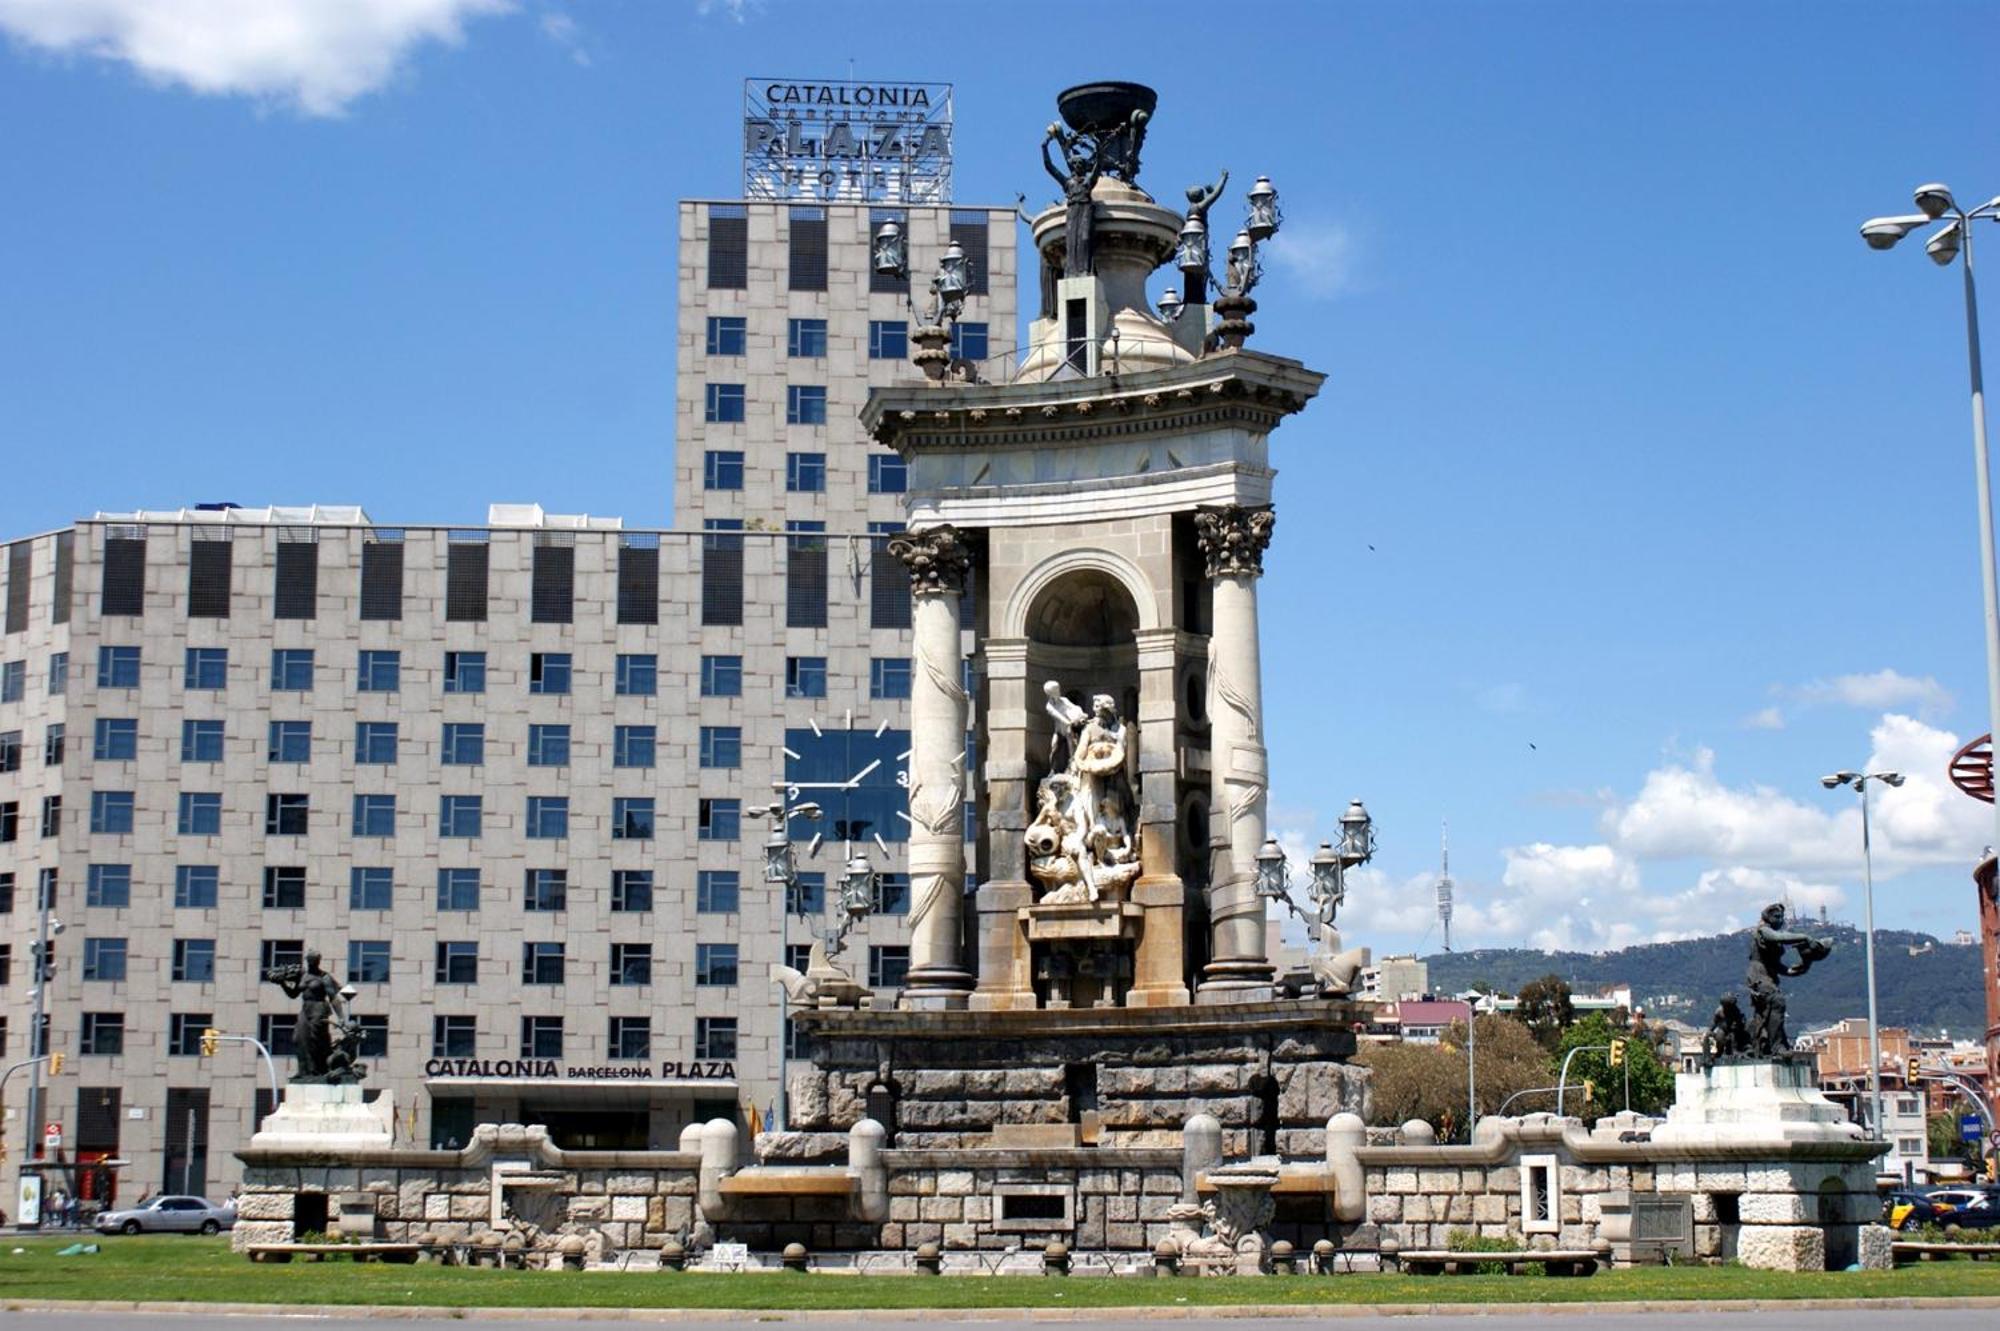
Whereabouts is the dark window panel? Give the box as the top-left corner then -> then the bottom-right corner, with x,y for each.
100,533 -> 145,617
445,538 -> 489,622
788,208 -> 828,291
530,539 -> 574,625
5,542 -> 29,634
52,531 -> 73,626
359,536 -> 404,621
949,215 -> 990,296
786,525 -> 828,629
617,538 -> 659,625
701,524 -> 744,627
707,208 -> 748,289
187,536 -> 232,619
272,536 -> 318,620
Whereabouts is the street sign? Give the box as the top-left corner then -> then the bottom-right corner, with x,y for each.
42,1122 -> 61,1151
1963,1113 -> 1985,1141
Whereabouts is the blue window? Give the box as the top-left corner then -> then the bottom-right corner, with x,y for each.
347,940 -> 392,983
786,384 -> 828,425
357,649 -> 400,692
698,798 -> 739,841
350,867 -> 393,909
705,383 -> 746,423
522,941 -> 565,985
705,315 -> 746,356
176,792 -> 221,836
611,870 -> 653,912
443,650 -> 485,694
612,797 -> 655,840
181,719 -> 224,763
441,722 -> 484,766
262,866 -> 306,908
696,943 -> 739,986
616,654 -> 657,696
185,647 -> 227,690
789,871 -> 826,915
437,868 -> 481,911
788,317 -> 828,357
870,657 -> 913,700
868,320 -> 907,359
949,320 -> 989,362
268,720 -> 311,763
48,652 -> 69,693
271,648 -> 314,691
699,726 -> 741,769
0,660 -> 21,702
525,868 -> 567,912
696,870 -> 739,914
867,454 -> 908,494
529,652 -> 571,695
93,718 -> 138,761
525,795 -> 568,839
614,724 -> 656,768
440,794 -> 482,838
86,863 -> 131,908
91,790 -> 135,834
82,937 -> 127,982
97,646 -> 140,688
703,450 -> 744,490
355,721 -> 398,765
786,452 -> 827,493
353,794 -> 397,837
786,656 -> 827,699
265,793 -> 309,835
874,872 -> 912,916
172,938 -> 216,983
527,723 -> 570,767
700,655 -> 741,697
174,865 -> 218,909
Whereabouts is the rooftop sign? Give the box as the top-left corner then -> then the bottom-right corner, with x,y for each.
744,79 -> 953,204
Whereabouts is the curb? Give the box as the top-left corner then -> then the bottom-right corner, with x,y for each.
6,1298 -> 2000,1322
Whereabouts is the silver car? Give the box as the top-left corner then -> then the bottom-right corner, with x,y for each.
94,1194 -> 237,1235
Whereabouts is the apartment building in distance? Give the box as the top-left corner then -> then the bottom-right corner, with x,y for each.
0,125 -> 1017,1201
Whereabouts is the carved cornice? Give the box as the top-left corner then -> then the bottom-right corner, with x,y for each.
888,524 -> 972,597
1193,505 -> 1276,579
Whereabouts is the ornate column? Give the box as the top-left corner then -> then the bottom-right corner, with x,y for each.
1194,504 -> 1277,997
889,525 -> 975,1007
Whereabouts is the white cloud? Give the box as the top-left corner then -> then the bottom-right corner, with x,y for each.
0,0 -> 512,115
1742,705 -> 1786,730
1603,746 -> 1844,868
695,0 -> 752,21
1787,668 -> 1952,719
1262,220 -> 1358,301
538,6 -> 587,65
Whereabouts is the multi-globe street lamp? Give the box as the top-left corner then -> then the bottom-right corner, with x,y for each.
1821,768 -> 1906,1142
1859,185 -> 2000,859
1254,799 -> 1375,990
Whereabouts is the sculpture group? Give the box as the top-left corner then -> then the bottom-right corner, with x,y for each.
264,949 -> 369,1085
1703,902 -> 1834,1066
1027,682 -> 1140,903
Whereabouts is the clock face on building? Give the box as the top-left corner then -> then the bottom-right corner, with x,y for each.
783,711 -> 912,854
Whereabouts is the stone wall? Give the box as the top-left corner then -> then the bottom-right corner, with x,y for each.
875,1152 -> 1184,1251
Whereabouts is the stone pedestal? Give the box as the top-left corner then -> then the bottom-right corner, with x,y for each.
1653,1059 -> 1866,1146
250,1083 -> 396,1152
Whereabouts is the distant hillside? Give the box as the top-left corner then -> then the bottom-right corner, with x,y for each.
1423,925 -> 1987,1038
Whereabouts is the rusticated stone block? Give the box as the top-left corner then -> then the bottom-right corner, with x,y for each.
231,1221 -> 293,1250
606,1173 -> 657,1195
1369,1194 -> 1402,1223
936,1170 -> 975,1196
1857,1225 -> 1893,1271
1472,1195 -> 1507,1224
448,1194 -> 486,1221
1737,1191 -> 1811,1224
235,1192 -> 293,1221
1384,1169 -> 1419,1194
1737,1223 -> 1824,1272
611,1195 -> 648,1222
919,1197 -> 963,1222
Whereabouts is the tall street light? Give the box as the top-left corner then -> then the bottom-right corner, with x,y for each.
1822,768 -> 1906,1142
1860,185 -> 2000,864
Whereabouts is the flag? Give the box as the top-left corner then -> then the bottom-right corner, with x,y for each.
747,1100 -> 764,1137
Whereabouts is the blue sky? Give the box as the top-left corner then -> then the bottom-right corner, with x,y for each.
2,0 -> 1996,958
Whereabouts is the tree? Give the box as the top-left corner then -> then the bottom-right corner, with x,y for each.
1554,1011 -> 1674,1123
1356,1015 -> 1554,1139
1516,974 -> 1575,1052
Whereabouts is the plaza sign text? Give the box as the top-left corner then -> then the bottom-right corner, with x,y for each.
744,78 -> 952,205
424,1058 -> 736,1081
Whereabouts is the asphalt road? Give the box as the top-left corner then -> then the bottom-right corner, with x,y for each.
1,1312 -> 1994,1331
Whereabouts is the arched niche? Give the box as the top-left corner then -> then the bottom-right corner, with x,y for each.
1020,564 -> 1144,792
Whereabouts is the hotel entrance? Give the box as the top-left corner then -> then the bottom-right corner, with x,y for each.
520,1104 -> 649,1150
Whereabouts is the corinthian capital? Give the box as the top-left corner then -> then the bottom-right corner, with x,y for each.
888,524 -> 972,597
1193,505 -> 1276,579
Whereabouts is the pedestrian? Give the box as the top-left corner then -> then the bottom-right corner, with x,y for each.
47,1188 -> 67,1230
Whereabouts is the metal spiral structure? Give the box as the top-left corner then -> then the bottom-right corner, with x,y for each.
1950,733 -> 1994,804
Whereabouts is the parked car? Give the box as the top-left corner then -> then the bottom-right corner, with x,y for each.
1885,1189 -> 1943,1231
94,1195 -> 237,1235
1923,1187 -> 2000,1231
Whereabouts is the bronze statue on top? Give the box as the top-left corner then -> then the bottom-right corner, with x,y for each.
1744,902 -> 1832,1058
264,949 -> 368,1084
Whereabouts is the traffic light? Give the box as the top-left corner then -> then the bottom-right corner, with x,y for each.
47,1052 -> 64,1075
1906,1054 -> 1922,1083
1583,1079 -> 1596,1102
200,1027 -> 221,1058
1610,1039 -> 1627,1068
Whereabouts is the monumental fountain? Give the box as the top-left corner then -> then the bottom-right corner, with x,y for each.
232,80 -> 1889,1275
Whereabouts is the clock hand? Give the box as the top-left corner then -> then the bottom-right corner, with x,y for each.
845,759 -> 883,788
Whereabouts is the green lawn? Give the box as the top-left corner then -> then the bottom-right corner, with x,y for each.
0,1236 -> 1997,1310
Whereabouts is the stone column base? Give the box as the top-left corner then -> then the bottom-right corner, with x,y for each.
1196,959 -> 1277,1003
898,967 -> 973,1010
1736,1223 -> 1825,1272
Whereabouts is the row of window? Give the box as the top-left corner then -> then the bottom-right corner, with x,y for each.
81,719 -> 726,768
79,790 -> 706,840
701,451 -> 905,495
6,647 -> 911,703
46,1011 -> 742,1063
700,317 -> 990,365
17,865 -> 910,916
703,204 -> 992,302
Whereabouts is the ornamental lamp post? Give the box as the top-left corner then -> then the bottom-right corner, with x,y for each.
1337,799 -> 1375,869
840,850 -> 877,920
1157,286 -> 1183,324
1255,836 -> 1290,905
1857,183 -> 2000,868
872,219 -> 908,281
1821,768 -> 1906,1144
1245,176 -> 1282,242
1176,215 -> 1209,280
1308,840 -> 1342,909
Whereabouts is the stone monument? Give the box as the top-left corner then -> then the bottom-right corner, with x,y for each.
248,947 -> 396,1152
